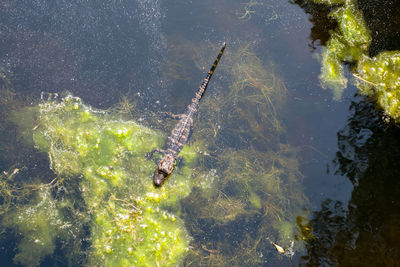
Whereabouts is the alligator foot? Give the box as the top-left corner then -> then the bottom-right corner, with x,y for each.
160,111 -> 184,120
146,148 -> 167,160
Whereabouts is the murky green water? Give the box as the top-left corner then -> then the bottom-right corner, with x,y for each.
0,0 -> 399,266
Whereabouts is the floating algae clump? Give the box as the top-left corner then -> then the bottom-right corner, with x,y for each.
356,52 -> 400,119
308,0 -> 400,121
318,0 -> 371,99
3,94 -> 197,266
2,188 -> 65,267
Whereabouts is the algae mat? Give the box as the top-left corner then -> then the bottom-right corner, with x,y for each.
3,95 -> 197,266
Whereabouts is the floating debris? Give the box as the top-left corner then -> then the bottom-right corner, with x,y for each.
273,243 -> 285,254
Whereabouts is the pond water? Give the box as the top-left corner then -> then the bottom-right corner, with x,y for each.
0,0 -> 399,266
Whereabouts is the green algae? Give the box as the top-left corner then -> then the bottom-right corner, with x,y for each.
330,2 -> 371,49
2,189 -> 68,267
183,144 -> 307,266
309,0 -> 400,121
1,94 -> 200,266
318,0 -> 370,100
356,52 -> 400,118
319,33 -> 348,100
37,95 -> 197,266
216,146 -> 307,231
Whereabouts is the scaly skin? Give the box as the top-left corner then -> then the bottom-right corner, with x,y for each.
154,43 -> 226,186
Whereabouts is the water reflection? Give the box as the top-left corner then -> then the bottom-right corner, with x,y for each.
357,0 -> 400,56
289,0 -> 337,50
292,0 -> 400,265
298,97 -> 400,266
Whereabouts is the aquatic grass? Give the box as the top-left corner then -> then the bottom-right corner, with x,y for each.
192,43 -> 288,155
224,43 -> 286,135
163,40 -> 287,151
235,1 -> 278,23
169,42 -> 308,265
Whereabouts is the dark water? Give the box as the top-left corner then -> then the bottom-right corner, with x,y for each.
0,0 -> 399,266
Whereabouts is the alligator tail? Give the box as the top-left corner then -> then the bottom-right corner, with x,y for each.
193,42 -> 226,104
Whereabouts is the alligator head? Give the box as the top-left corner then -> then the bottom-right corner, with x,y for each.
153,154 -> 175,186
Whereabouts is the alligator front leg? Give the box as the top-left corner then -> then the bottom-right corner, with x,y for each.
160,111 -> 185,120
146,148 -> 168,159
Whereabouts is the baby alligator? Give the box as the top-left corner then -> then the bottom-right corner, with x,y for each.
153,42 -> 226,186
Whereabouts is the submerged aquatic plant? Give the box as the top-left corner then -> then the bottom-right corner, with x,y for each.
307,0 -> 400,121
183,144 -> 307,266
161,41 -> 308,265
235,1 -> 278,23
1,94 -> 200,266
192,42 -> 287,153
2,41 -> 308,266
2,187 -> 71,267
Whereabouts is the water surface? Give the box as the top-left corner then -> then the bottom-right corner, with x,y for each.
1,0 -> 399,266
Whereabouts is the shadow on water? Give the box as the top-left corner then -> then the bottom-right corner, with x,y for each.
289,0 -> 338,50
292,0 -> 400,265
297,97 -> 400,266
